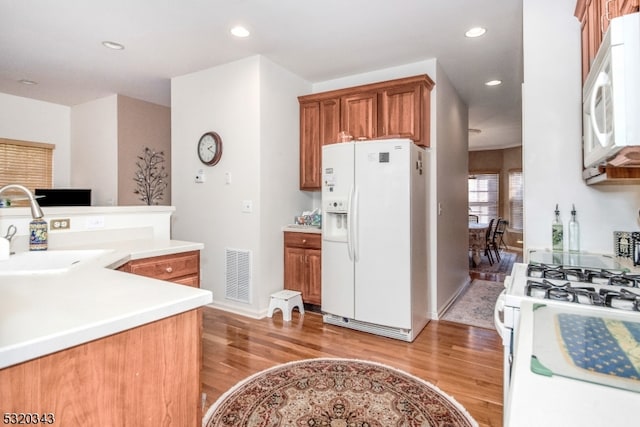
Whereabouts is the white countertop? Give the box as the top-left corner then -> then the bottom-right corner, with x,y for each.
282,225 -> 322,234
0,239 -> 211,369
506,300 -> 640,426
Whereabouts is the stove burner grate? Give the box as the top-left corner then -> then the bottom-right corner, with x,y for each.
527,264 -> 640,288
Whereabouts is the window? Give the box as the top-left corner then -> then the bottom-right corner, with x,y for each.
0,138 -> 54,204
509,170 -> 523,231
468,173 -> 498,224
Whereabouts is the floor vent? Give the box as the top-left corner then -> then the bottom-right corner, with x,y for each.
225,248 -> 251,303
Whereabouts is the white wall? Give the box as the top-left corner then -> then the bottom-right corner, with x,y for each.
258,57 -> 315,312
432,61 -> 470,316
0,92 -> 71,187
70,95 -> 118,206
171,56 -> 310,317
523,0 -> 640,255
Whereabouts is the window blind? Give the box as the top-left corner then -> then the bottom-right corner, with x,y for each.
0,138 -> 54,204
468,173 -> 499,224
509,170 -> 523,231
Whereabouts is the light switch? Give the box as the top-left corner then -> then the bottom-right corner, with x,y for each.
225,172 -> 232,185
87,216 -> 105,229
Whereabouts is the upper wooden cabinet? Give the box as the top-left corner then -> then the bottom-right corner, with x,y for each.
298,74 -> 434,190
379,83 -> 424,140
575,0 -> 639,82
341,92 -> 378,140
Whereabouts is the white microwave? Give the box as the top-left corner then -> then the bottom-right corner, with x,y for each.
583,12 -> 640,169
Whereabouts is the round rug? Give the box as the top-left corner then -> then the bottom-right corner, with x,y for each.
203,358 -> 478,427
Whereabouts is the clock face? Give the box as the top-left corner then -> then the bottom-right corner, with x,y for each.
197,132 -> 222,166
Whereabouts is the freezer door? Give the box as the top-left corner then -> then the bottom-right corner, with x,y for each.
321,142 -> 355,318
353,139 -> 412,328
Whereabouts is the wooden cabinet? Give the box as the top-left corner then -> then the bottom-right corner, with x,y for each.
341,92 -> 378,140
283,232 -> 321,306
575,0 -> 639,82
0,309 -> 203,426
379,83 -> 424,140
299,99 -> 340,190
618,0 -> 640,14
118,250 -> 200,287
298,74 -> 434,190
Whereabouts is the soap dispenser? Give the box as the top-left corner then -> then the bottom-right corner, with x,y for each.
552,204 -> 563,252
29,218 -> 48,251
568,204 -> 580,253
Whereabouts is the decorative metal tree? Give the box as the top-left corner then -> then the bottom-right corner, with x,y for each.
133,147 -> 168,205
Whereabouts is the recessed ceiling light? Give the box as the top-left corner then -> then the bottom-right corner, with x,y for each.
230,26 -> 250,38
102,41 -> 125,50
485,79 -> 502,86
465,27 -> 487,38
19,79 -> 38,85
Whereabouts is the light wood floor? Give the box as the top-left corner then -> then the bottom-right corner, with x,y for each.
201,307 -> 504,427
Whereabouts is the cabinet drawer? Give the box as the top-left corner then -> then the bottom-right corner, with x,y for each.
284,232 -> 321,249
126,251 -> 200,282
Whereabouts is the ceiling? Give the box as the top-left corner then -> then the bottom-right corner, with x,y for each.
0,0 -> 523,151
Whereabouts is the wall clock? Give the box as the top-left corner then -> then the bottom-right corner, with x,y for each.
197,131 -> 223,166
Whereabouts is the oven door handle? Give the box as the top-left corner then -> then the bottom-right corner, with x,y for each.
494,290 -> 507,340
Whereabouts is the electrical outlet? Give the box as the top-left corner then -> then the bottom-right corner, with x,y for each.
50,218 -> 71,230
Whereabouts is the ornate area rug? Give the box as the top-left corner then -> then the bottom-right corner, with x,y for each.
441,280 -> 504,330
469,250 -> 516,274
203,358 -> 478,427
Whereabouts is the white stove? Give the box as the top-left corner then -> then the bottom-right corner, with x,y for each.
495,254 -> 640,426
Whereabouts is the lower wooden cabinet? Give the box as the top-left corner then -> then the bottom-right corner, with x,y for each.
118,250 -> 200,287
284,232 -> 321,306
0,309 -> 203,426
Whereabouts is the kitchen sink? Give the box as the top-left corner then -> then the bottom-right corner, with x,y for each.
0,249 -> 112,275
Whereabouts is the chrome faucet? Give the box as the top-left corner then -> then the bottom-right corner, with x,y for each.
0,184 -> 44,219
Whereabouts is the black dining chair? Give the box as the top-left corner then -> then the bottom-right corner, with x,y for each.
493,218 -> 508,252
489,218 -> 507,262
468,214 -> 479,223
484,218 -> 495,265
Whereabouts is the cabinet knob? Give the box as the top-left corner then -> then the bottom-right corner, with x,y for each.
302,239 -> 307,243
165,266 -> 173,273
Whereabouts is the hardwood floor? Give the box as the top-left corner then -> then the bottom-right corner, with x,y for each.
201,307 -> 504,427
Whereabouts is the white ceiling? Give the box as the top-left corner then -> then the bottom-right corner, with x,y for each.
0,0 -> 523,151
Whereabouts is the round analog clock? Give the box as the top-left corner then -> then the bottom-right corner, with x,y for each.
197,131 -> 223,166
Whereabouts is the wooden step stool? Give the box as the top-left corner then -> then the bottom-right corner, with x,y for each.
267,290 -> 304,322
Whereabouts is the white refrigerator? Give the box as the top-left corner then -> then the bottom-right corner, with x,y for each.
321,138 -> 429,342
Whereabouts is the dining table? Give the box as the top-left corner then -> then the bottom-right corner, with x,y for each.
469,222 -> 489,267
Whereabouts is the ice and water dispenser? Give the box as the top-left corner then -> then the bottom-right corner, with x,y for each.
323,198 -> 348,242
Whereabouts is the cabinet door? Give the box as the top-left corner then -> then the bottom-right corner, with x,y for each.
614,0 -> 639,15
304,248 -> 322,305
299,102 -> 322,190
379,84 -> 422,143
577,0 -> 605,82
341,92 -> 377,140
299,99 -> 340,190
320,98 -> 340,146
284,246 -> 305,294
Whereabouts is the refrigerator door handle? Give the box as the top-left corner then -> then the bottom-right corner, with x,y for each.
346,185 -> 355,261
351,186 -> 359,262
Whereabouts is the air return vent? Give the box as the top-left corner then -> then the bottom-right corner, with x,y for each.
225,248 -> 251,303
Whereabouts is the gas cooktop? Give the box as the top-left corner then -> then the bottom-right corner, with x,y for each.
525,263 -> 640,311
